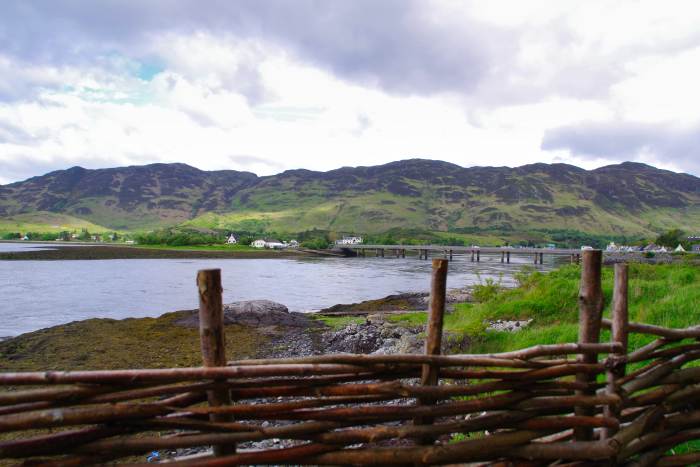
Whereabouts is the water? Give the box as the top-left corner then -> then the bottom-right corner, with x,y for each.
0,243 -> 559,336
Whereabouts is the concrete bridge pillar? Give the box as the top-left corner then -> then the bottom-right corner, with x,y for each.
476,250 -> 480,262
539,252 -> 544,264
501,251 -> 505,263
402,249 -> 406,258
470,250 -> 475,262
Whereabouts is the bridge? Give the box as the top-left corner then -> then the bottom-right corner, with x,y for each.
336,244 -> 583,264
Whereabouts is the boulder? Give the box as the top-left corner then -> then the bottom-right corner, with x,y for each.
176,300 -> 313,328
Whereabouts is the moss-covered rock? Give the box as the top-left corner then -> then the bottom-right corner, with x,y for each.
0,310 -> 266,371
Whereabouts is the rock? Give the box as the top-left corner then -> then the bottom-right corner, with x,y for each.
322,321 -> 428,355
175,300 -> 314,328
487,318 -> 533,332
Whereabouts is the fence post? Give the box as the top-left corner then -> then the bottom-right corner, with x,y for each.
414,258 -> 448,443
197,269 -> 235,456
603,263 -> 629,441
575,250 -> 604,441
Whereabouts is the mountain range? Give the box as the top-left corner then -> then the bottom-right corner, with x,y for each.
1,159 -> 699,237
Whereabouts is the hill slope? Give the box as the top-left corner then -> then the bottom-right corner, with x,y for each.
1,160 -> 699,235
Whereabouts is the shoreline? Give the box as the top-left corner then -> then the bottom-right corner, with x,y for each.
0,244 -> 324,260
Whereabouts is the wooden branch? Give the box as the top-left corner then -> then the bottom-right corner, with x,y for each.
622,350 -> 700,394
134,442 -> 336,467
0,363 -> 397,385
602,319 -> 700,340
626,338 -> 669,363
0,403 -> 170,432
0,425 -> 128,458
229,343 -> 620,367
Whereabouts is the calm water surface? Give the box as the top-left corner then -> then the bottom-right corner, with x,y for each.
0,243 -> 559,336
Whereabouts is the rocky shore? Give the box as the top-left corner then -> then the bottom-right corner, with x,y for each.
0,288 -> 531,371
0,244 -> 317,260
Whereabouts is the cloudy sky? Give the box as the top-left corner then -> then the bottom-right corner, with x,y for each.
1,0 -> 699,184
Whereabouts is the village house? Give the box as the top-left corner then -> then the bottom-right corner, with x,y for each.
335,235 -> 363,245
251,239 -> 267,248
264,239 -> 287,249
226,234 -> 238,244
643,243 -> 668,253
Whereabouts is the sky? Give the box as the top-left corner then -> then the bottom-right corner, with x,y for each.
1,0 -> 700,184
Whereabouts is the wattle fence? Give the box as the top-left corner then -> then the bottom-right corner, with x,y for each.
0,251 -> 699,465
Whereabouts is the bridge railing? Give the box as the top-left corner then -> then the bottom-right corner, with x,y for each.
0,252 -> 699,465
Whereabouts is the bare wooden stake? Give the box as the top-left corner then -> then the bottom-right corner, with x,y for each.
197,268 -> 235,456
603,263 -> 629,440
574,249 -> 603,441
414,258 -> 448,443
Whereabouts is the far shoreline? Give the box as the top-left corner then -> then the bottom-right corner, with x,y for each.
0,242 -> 330,260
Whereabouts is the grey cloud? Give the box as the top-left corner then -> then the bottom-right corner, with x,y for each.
0,121 -> 37,145
542,121 -> 700,175
0,1 -> 503,98
2,2 -> 699,109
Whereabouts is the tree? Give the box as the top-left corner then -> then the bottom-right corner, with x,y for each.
655,229 -> 687,249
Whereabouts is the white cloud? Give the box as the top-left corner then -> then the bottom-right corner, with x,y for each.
1,0 -> 700,183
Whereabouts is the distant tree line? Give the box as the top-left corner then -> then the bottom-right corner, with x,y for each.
134,229 -> 226,246
1,229 -> 121,242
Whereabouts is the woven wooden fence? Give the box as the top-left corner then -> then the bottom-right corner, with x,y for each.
0,251 -> 699,465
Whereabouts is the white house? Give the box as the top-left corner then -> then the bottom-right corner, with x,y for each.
335,235 -> 363,245
251,239 -> 267,248
265,240 -> 287,249
226,234 -> 238,244
288,240 -> 299,248
675,244 -> 686,253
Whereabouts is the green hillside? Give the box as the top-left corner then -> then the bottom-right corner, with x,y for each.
1,160 -> 699,239
0,212 -> 112,235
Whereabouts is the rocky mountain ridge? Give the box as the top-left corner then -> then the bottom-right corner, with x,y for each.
1,159 -> 699,235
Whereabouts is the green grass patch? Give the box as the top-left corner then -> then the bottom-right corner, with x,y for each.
386,312 -> 428,326
448,263 -> 700,355
0,211 -> 113,235
312,315 -> 366,330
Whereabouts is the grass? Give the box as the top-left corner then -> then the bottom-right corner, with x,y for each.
444,262 -> 700,355
386,312 -> 428,326
312,315 -> 367,330
0,211 -> 113,235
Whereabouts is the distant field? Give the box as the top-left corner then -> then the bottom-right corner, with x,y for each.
0,211 -> 113,234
